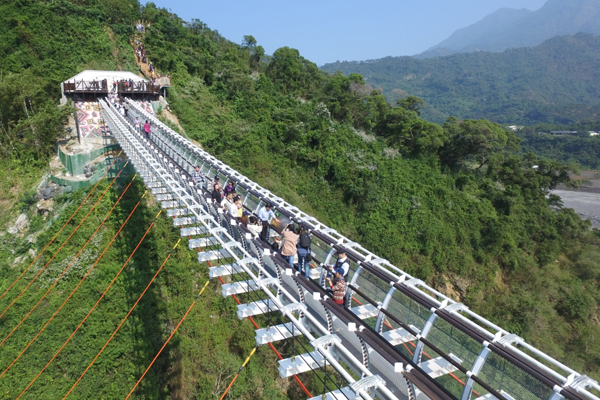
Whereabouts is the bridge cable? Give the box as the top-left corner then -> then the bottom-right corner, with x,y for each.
120,280 -> 211,400
218,347 -> 258,400
0,165 -> 126,320
0,151 -> 122,301
0,178 -> 144,379
13,211 -> 168,399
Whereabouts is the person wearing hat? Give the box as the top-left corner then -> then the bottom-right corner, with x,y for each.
257,203 -> 276,241
326,250 -> 350,281
325,270 -> 346,306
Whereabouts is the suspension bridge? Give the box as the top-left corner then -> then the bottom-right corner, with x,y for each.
1,95 -> 599,400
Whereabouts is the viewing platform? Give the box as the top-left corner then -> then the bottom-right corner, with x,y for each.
60,70 -> 160,103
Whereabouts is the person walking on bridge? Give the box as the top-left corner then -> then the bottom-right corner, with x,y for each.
281,224 -> 299,267
143,120 -> 150,139
191,166 -> 203,189
257,203 -> 276,241
134,117 -> 141,134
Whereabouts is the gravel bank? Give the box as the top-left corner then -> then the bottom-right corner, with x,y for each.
552,190 -> 600,229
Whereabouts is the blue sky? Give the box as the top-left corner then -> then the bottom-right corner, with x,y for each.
149,0 -> 548,66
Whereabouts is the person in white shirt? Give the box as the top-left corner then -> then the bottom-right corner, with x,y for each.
247,216 -> 262,238
228,196 -> 241,219
221,192 -> 234,211
257,204 -> 276,241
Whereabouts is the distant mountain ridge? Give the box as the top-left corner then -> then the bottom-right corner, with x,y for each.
321,33 -> 600,125
419,0 -> 600,57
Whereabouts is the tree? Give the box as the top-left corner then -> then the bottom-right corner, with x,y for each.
242,35 -> 257,49
265,47 -> 322,94
397,95 -> 425,116
377,106 -> 447,154
440,118 -> 520,171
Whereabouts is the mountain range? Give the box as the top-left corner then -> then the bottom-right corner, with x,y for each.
321,33 -> 600,124
419,0 -> 600,58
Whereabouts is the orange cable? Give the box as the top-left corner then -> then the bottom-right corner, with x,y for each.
0,167 -> 124,320
121,280 -> 211,400
0,171 -> 134,349
218,347 -> 258,400
13,209 -> 163,398
0,181 -> 143,378
0,152 -> 122,301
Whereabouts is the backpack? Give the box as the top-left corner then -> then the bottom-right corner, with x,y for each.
299,233 -> 311,249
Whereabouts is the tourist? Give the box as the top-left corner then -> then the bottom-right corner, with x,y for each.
247,216 -> 262,238
222,191 -> 235,212
223,180 -> 235,196
280,224 -> 299,267
257,203 -> 276,241
296,226 -> 312,278
235,195 -> 243,218
228,196 -> 242,219
325,270 -> 346,306
211,183 -> 222,205
134,117 -> 141,133
325,250 -> 350,281
143,120 -> 151,138
211,175 -> 220,191
191,166 -> 203,188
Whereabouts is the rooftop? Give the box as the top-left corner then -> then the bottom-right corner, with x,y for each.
64,70 -> 146,84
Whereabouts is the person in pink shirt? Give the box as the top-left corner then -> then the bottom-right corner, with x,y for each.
143,120 -> 151,138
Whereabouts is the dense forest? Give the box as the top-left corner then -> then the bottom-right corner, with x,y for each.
321,33 -> 600,125
1,0 -> 600,398
519,135 -> 600,169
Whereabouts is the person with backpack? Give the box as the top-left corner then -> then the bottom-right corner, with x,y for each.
297,227 -> 312,278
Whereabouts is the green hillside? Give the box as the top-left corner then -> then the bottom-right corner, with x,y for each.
1,0 -> 600,398
321,33 -> 600,125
